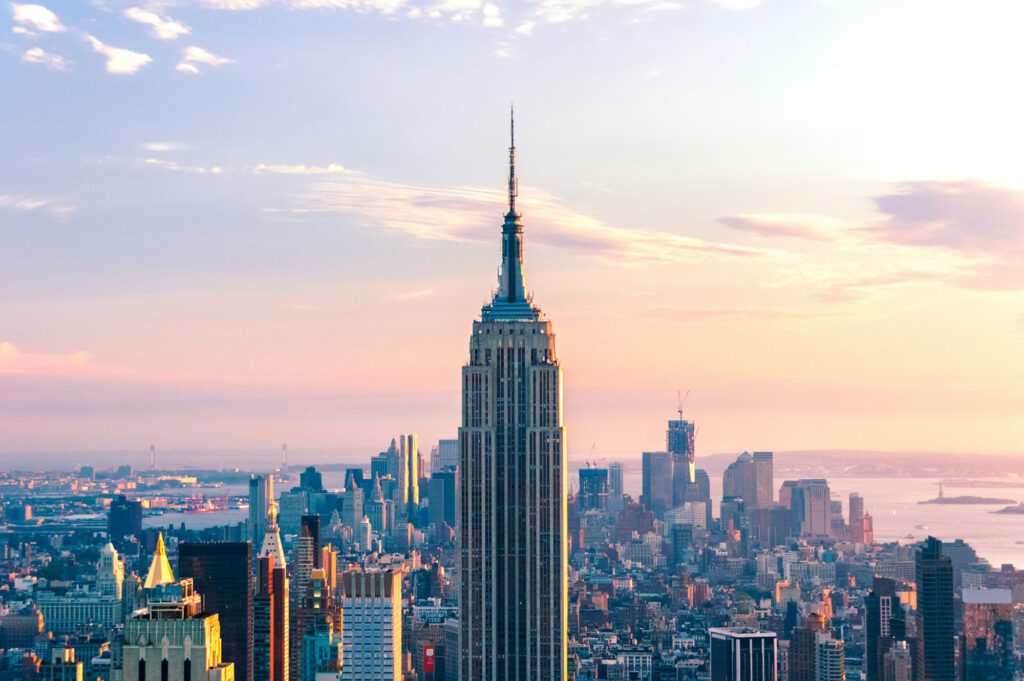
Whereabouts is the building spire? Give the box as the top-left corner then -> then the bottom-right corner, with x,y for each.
508,103 -> 518,216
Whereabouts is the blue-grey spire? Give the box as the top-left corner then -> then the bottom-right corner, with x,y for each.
483,107 -> 540,322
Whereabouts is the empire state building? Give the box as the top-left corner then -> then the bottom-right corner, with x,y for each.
458,114 -> 568,681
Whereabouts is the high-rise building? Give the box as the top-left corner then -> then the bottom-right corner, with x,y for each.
299,466 -> 323,493
667,418 -> 696,506
434,439 -> 459,472
916,536 -> 954,681
960,588 -> 1014,681
883,640 -> 912,681
96,541 -> 124,599
849,492 -> 865,543
641,451 -> 673,517
458,116 -> 567,681
865,577 -> 903,681
342,570 -> 402,681
122,548 -> 235,681
788,479 -> 832,538
608,462 -> 624,498
289,520 -> 317,680
108,495 -> 142,548
709,627 -> 777,681
342,476 -> 364,530
789,613 -> 827,681
752,451 -> 773,508
428,470 -> 457,529
254,555 -> 276,681
578,467 -> 609,512
259,502 -> 289,681
299,568 -> 342,680
814,633 -> 845,681
178,541 -> 253,681
399,434 -> 419,518
249,475 -> 274,558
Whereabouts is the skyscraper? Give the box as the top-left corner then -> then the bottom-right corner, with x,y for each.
428,469 -> 457,529
865,577 -> 903,681
108,495 -> 142,548
667,417 -> 696,506
342,570 -> 402,681
434,438 -> 459,472
249,475 -> 274,559
458,114 -> 568,681
960,588 -> 1014,681
578,467 -> 609,512
259,502 -> 289,681
849,492 -> 865,544
399,433 -> 419,517
915,536 -> 954,681
608,462 -> 624,498
752,451 -> 773,508
709,627 -> 777,681
641,451 -> 673,517
178,542 -> 254,681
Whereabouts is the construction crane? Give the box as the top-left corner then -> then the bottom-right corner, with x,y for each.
677,389 -> 690,420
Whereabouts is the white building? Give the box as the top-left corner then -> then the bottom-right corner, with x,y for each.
341,570 -> 401,681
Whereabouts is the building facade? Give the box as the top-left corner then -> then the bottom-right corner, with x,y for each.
458,117 -> 568,681
342,570 -> 401,681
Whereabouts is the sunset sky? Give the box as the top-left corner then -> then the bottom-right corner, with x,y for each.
2,0 -> 1023,461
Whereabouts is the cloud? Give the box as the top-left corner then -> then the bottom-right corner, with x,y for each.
294,174 -> 771,264
394,288 -> 435,300
176,45 -> 234,73
141,141 -> 187,152
82,34 -> 152,74
140,158 -> 223,174
631,305 -> 827,322
709,0 -> 762,8
0,193 -> 74,215
20,46 -> 69,70
870,181 -> 1024,291
481,2 -> 502,26
10,3 -> 65,34
721,213 -> 852,241
0,342 -> 92,375
494,40 -> 513,58
252,163 -> 357,175
124,7 -> 191,40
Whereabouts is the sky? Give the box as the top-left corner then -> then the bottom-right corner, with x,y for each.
1,0 -> 1023,462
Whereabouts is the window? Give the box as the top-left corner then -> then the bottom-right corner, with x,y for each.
183,659 -> 191,681
138,660 -> 146,681
161,659 -> 168,681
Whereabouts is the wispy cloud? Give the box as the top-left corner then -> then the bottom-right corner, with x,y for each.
20,46 -> 69,70
720,213 -> 852,241
82,34 -> 152,74
10,3 -> 65,34
869,181 -> 1024,291
124,7 -> 191,40
141,141 -> 188,153
140,158 -> 223,174
0,193 -> 74,215
176,45 -> 235,73
394,288 -> 435,300
252,163 -> 356,175
293,174 -> 771,264
0,342 -> 92,374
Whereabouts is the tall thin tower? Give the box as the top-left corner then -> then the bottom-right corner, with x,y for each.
458,110 -> 568,681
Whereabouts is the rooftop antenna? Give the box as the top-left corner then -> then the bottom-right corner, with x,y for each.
149,444 -> 156,470
508,103 -> 518,215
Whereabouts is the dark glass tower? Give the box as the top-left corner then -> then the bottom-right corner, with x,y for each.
709,628 -> 777,681
915,536 -> 954,681
178,541 -> 254,681
577,468 -> 609,512
108,495 -> 142,548
458,112 -> 567,681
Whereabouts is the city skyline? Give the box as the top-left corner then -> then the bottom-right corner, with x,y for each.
3,1 -> 1024,459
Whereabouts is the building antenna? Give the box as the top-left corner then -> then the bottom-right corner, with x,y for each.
508,103 -> 518,215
